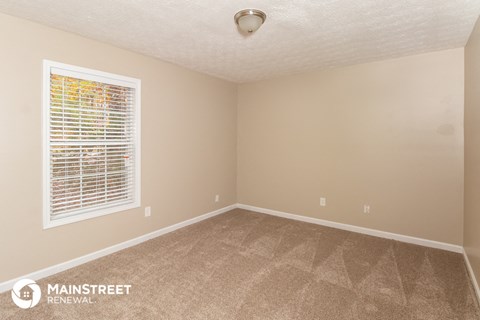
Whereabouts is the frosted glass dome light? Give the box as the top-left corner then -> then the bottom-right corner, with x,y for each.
234,9 -> 266,33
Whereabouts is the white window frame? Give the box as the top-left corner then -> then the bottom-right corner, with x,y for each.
42,60 -> 141,229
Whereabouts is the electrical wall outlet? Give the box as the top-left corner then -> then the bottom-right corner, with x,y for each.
363,205 -> 370,214
145,206 -> 151,217
215,194 -> 220,203
320,197 -> 326,207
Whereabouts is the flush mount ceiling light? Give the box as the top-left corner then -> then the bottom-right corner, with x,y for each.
234,9 -> 267,33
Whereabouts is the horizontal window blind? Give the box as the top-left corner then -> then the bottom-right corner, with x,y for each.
47,69 -> 138,221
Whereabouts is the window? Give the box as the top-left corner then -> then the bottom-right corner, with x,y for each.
43,60 -> 141,229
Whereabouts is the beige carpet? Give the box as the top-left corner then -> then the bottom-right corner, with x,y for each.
1,209 -> 479,319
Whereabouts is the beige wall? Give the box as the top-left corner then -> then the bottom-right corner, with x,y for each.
465,16 -> 480,290
0,13 -> 237,282
238,48 -> 464,245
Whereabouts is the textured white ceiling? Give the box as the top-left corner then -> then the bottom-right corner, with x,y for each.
0,0 -> 479,83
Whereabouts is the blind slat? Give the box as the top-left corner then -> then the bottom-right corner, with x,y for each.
52,195 -> 133,214
50,141 -> 134,146
51,187 -> 135,208
50,104 -> 134,115
51,199 -> 133,219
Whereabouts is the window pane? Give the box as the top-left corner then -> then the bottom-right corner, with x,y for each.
47,68 -> 138,222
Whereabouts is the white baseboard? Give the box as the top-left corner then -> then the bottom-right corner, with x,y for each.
463,249 -> 480,303
0,204 -> 236,293
237,204 -> 464,254
0,203 -> 468,294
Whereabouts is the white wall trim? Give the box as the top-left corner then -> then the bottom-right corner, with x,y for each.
463,249 -> 480,303
237,204 -> 464,253
0,204 -> 236,293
